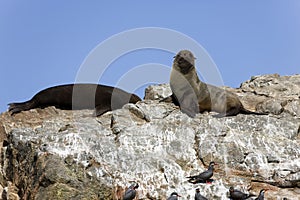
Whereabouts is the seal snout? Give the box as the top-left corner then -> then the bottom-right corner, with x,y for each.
173,50 -> 196,75
177,56 -> 184,62
175,50 -> 195,65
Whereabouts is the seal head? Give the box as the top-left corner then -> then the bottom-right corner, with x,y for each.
173,50 -> 196,74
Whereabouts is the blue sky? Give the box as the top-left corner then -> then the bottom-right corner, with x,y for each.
1,1 -> 299,113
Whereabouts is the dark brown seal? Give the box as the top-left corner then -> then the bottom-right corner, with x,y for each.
8,84 -> 141,116
169,50 -> 265,118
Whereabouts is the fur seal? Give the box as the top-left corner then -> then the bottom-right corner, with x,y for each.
169,50 -> 265,117
8,84 -> 141,116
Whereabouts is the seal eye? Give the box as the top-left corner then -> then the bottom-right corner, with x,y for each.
188,53 -> 195,60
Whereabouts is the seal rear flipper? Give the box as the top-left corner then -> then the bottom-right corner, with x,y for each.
213,108 -> 239,118
94,105 -> 111,117
8,100 -> 35,115
240,107 -> 267,116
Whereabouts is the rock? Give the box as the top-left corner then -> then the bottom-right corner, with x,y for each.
285,100 -> 300,117
144,83 -> 172,100
123,103 -> 151,122
240,74 -> 300,117
0,74 -> 300,199
241,74 -> 300,98
256,99 -> 284,115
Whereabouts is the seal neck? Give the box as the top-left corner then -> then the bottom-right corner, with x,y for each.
173,63 -> 194,75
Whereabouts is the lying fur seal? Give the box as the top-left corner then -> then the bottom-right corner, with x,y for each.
9,84 -> 141,116
169,50 -> 265,117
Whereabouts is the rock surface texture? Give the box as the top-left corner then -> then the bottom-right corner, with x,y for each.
0,74 -> 299,200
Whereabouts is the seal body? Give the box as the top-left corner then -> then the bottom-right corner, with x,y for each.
170,50 -> 263,117
9,84 -> 141,116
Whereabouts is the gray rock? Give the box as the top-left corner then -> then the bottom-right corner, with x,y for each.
285,100 -> 300,117
144,83 -> 172,100
256,99 -> 284,115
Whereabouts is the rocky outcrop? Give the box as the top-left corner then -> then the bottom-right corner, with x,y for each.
0,74 -> 299,199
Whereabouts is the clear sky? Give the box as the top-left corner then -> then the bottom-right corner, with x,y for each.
1,1 -> 299,113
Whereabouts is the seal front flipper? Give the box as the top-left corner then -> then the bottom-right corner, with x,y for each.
94,105 -> 111,117
180,104 -> 197,118
178,92 -> 198,118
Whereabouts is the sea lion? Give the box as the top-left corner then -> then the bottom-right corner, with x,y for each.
169,50 -> 265,118
8,84 -> 141,116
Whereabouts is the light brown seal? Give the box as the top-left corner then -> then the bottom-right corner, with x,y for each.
169,50 -> 265,117
8,84 -> 141,116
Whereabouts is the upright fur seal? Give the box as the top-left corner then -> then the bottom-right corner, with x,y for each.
9,84 -> 141,116
170,50 -> 265,117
